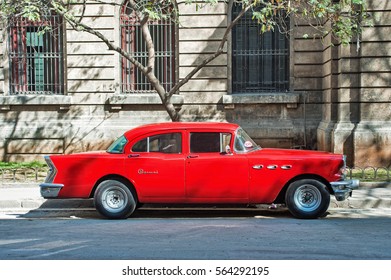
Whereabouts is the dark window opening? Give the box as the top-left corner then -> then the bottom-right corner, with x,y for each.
190,133 -> 232,153
8,16 -> 64,95
120,1 -> 176,93
232,5 -> 290,93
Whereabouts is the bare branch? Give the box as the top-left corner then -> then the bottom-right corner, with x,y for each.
167,0 -> 254,98
55,5 -> 147,74
76,0 -> 87,24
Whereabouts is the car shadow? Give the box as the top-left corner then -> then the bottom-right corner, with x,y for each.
132,206 -> 293,219
20,200 -> 294,219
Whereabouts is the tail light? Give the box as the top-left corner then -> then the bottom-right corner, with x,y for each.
44,156 -> 57,183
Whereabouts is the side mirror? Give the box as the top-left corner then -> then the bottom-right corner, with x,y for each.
225,145 -> 232,155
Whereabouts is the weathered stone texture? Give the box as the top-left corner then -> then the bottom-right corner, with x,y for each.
317,1 -> 391,166
0,1 -> 390,166
180,79 -> 227,92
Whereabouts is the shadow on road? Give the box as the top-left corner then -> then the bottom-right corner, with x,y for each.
20,202 -> 294,219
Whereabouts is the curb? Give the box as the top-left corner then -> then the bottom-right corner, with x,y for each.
360,182 -> 391,188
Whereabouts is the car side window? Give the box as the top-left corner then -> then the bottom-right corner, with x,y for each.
234,128 -> 259,153
132,133 -> 182,154
190,132 -> 231,153
107,135 -> 128,154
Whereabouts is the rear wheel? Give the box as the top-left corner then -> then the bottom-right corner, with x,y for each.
285,179 -> 330,219
94,180 -> 137,219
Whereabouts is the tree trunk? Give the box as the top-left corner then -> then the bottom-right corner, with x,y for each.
146,72 -> 180,121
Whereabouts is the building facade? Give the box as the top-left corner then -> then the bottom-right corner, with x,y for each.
0,0 -> 390,167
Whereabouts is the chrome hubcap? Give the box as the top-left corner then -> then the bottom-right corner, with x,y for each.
102,187 -> 127,213
294,184 -> 321,212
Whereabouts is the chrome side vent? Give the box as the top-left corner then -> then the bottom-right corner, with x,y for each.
267,165 -> 278,170
281,165 -> 292,170
252,165 -> 263,170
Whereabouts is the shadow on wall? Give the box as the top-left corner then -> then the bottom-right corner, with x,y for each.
1,5 -> 117,161
353,4 -> 391,167
1,97 -> 114,162
177,2 -> 228,122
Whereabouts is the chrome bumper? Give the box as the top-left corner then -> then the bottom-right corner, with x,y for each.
40,183 -> 64,198
330,179 -> 360,201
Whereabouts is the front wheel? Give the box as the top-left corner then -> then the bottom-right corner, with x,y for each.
94,180 -> 137,219
285,179 -> 330,219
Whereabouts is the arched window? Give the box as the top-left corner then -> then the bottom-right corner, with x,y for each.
231,5 -> 290,93
120,1 -> 176,93
8,15 -> 64,95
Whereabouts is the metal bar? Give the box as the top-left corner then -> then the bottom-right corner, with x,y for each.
120,3 -> 175,94
8,15 -> 64,95
232,5 -> 289,93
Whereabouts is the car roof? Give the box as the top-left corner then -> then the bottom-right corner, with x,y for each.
124,122 -> 240,139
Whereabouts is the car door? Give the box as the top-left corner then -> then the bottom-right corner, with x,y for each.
125,132 -> 186,200
185,131 -> 249,202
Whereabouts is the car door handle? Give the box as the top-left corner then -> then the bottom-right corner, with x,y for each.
187,155 -> 199,159
128,154 -> 140,158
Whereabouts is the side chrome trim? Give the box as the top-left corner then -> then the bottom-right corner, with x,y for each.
281,165 -> 292,170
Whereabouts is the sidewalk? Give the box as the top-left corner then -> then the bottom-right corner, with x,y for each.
0,183 -> 94,210
1,182 -> 391,211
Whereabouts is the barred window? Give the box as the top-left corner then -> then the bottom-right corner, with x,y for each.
8,15 -> 64,95
120,1 -> 176,93
231,5 -> 290,93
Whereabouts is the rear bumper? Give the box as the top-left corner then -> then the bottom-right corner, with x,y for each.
330,179 -> 360,201
40,183 -> 64,198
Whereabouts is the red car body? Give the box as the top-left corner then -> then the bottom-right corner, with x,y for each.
40,122 -> 358,219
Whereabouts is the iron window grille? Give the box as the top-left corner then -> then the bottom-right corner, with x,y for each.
8,15 -> 64,95
231,5 -> 290,93
120,1 -> 176,93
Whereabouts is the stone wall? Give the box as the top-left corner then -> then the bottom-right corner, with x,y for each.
0,0 -> 390,166
317,0 -> 391,166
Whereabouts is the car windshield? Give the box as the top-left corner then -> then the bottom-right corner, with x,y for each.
107,135 -> 128,154
234,128 -> 260,153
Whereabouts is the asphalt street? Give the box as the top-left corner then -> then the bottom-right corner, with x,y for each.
0,182 -> 391,261
1,215 -> 391,259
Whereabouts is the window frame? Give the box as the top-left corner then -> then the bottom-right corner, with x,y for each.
119,1 -> 178,94
7,15 -> 65,95
189,132 -> 233,154
131,132 -> 182,154
228,3 -> 291,94
233,128 -> 260,153
107,135 -> 128,154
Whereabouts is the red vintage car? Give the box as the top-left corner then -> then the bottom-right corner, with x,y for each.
40,122 -> 358,219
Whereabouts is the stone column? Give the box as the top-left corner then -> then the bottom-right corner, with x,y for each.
319,1 -> 391,167
330,44 -> 361,166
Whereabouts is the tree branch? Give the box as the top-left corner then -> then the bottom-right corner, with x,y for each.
54,4 -> 147,73
167,0 -> 254,98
